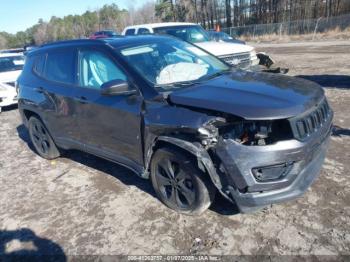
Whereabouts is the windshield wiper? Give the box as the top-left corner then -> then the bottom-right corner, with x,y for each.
155,80 -> 200,88
155,69 -> 231,89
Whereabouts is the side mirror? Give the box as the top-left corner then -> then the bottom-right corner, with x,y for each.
100,79 -> 137,96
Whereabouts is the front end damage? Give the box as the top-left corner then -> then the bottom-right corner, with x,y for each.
144,96 -> 333,213
256,52 -> 289,74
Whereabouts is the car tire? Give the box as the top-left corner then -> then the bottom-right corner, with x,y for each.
150,147 -> 216,216
28,116 -> 60,160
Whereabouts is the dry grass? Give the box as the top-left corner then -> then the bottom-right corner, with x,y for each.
240,26 -> 350,43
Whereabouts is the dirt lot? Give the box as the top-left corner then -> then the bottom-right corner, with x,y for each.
0,41 -> 349,258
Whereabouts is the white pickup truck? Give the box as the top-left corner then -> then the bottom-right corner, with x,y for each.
122,22 -> 259,69
0,53 -> 24,112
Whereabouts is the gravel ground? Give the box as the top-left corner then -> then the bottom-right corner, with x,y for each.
0,41 -> 349,259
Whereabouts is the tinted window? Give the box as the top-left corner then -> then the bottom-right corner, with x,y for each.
137,28 -> 150,35
45,50 -> 76,84
79,50 -> 127,89
153,25 -> 210,43
104,31 -> 118,37
33,54 -> 46,76
125,29 -> 135,36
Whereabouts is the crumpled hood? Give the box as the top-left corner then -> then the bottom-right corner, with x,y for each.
169,70 -> 324,120
195,41 -> 254,56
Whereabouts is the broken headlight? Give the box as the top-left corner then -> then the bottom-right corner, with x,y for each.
198,125 -> 219,147
220,120 -> 293,146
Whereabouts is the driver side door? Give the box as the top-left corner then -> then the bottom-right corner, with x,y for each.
73,47 -> 144,167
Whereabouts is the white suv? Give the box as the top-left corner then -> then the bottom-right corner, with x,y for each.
0,53 -> 24,112
122,22 -> 259,69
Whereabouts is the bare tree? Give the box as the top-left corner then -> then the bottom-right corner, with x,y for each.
33,21 -> 50,45
0,34 -> 7,49
225,0 -> 232,27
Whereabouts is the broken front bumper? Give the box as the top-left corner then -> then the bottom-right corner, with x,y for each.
215,112 -> 333,213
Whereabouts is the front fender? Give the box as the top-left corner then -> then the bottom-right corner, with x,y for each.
145,136 -> 233,203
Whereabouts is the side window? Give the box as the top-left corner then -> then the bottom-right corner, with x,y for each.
137,28 -> 150,35
125,29 -> 135,36
45,50 -> 76,84
33,54 -> 46,76
79,50 -> 127,89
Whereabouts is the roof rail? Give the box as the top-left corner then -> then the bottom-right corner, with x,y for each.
40,39 -> 106,48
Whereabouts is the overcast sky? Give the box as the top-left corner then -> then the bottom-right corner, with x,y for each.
0,0 -> 151,34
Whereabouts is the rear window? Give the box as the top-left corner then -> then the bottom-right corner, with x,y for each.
137,28 -> 150,35
153,25 -> 210,43
44,50 -> 76,85
125,29 -> 136,36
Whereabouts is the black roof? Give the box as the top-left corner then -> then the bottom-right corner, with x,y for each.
28,35 -> 176,56
40,39 -> 105,47
106,35 -> 176,48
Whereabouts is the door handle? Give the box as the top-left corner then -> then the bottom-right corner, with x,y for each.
34,87 -> 44,93
75,96 -> 88,104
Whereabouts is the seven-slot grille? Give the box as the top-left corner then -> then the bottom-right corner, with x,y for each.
219,52 -> 251,68
292,99 -> 331,140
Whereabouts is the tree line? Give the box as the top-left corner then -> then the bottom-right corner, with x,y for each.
156,0 -> 350,28
0,2 -> 158,49
1,0 -> 350,49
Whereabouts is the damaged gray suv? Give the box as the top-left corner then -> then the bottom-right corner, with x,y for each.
18,36 -> 333,215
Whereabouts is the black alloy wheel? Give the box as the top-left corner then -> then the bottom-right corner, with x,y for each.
155,158 -> 196,209
151,147 -> 216,215
28,116 -> 60,159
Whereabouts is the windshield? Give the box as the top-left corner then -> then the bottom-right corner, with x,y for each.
209,32 -> 233,40
119,38 -> 229,90
0,55 -> 25,73
218,32 -> 233,40
105,31 -> 118,37
153,25 -> 211,43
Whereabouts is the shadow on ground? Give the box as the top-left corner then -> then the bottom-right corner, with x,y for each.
297,74 -> 350,88
16,124 -> 240,216
209,194 -> 240,216
332,125 -> 350,137
17,124 -> 36,154
64,149 -> 158,199
0,104 -> 18,113
0,228 -> 66,261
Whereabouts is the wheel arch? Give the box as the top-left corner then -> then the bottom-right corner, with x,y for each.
22,109 -> 41,121
19,108 -> 43,128
21,109 -> 60,146
146,136 -> 224,194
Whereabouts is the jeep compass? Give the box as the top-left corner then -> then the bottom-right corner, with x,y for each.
17,36 -> 333,215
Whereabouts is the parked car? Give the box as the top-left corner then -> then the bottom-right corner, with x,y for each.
89,30 -> 119,39
0,53 -> 25,112
207,30 -> 246,45
18,36 -> 333,215
122,22 -> 259,69
24,45 -> 38,52
0,48 -> 24,54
